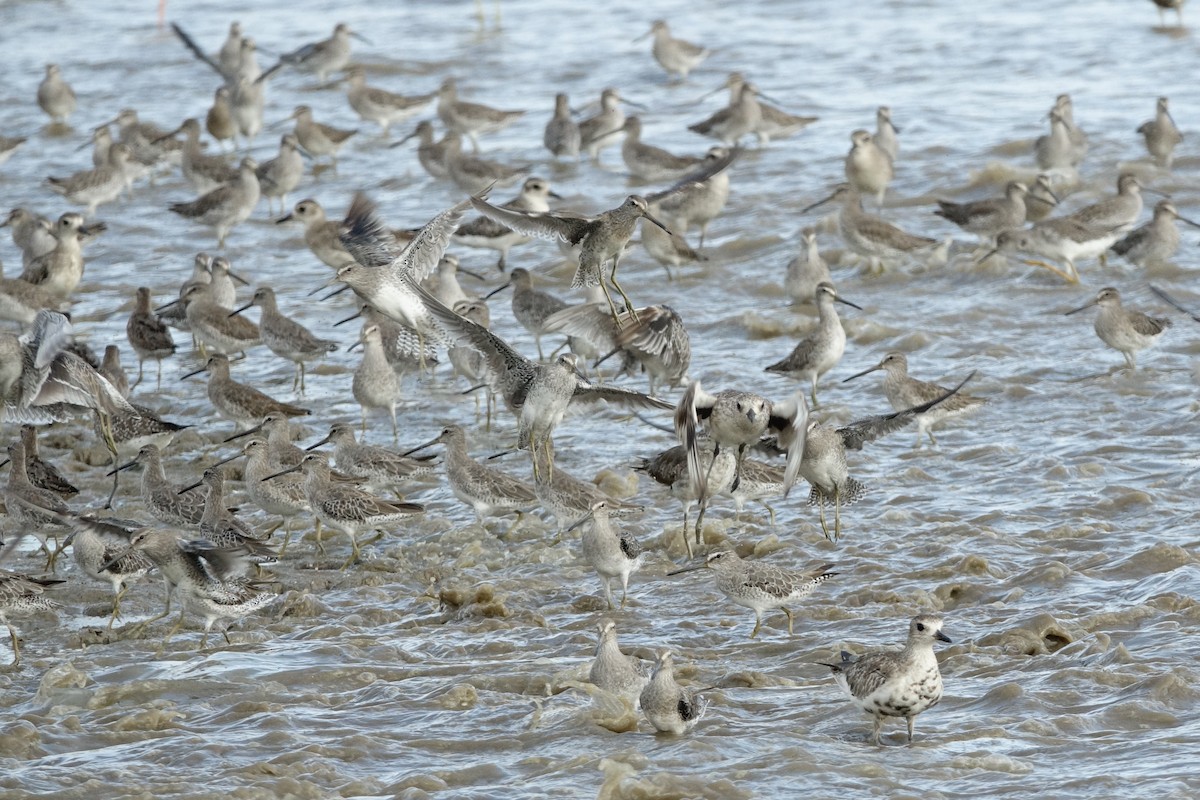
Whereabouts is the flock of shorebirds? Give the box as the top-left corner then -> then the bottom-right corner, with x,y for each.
0,5 -> 1193,745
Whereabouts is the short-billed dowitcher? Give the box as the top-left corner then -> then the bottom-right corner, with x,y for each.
667,551 -> 836,638
1065,287 -> 1171,369
639,650 -> 706,734
764,282 -> 861,407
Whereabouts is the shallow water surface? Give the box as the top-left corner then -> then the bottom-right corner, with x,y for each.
1,0 -> 1199,798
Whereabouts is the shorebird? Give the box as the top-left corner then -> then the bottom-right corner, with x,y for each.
109,444 -> 207,526
392,120 -> 453,179
545,302 -> 691,394
277,198 -> 354,269
191,468 -> 270,550
416,287 -> 673,465
784,231 -> 832,305
236,438 -> 311,550
639,650 -> 706,734
287,105 -> 357,165
305,422 -> 437,493
1063,173 -> 1149,234
179,282 -> 261,356
100,528 -> 278,649
261,22 -> 366,84
168,157 -> 260,247
99,345 -> 130,399
674,381 -> 809,528
640,216 -> 706,280
843,352 -> 987,446
589,620 -> 646,699
845,129 -> 893,206
578,88 -> 630,164
256,134 -> 304,215
701,72 -> 817,145
543,93 -> 581,160
874,106 -> 900,161
163,117 -> 238,194
622,116 -> 703,181
0,570 -> 62,667
635,441 -> 736,555
1110,200 -> 1200,267
207,87 -> 237,150
421,254 -> 479,310
985,218 -> 1122,283
1139,97 -> 1183,169
486,267 -> 568,359
435,77 -> 524,152
352,324 -> 404,440
229,75 -> 265,146
565,500 -> 645,610
0,264 -> 64,326
182,354 -> 310,430
0,135 -> 25,168
637,20 -> 710,81
14,426 -> 77,497
452,177 -> 558,271
804,184 -> 938,273
18,212 -> 100,297
531,448 -> 640,535
3,441 -> 71,571
934,181 -> 1031,246
1065,287 -> 1171,369
1026,174 -> 1060,223
651,146 -> 736,248
345,68 -> 433,136
37,64 -> 76,125
764,282 -> 861,407
46,143 -> 130,217
687,81 -> 763,147
1035,109 -> 1080,172
263,454 -> 423,566
823,615 -> 951,745
794,375 -> 972,540
231,286 -> 337,392
667,551 -> 836,638
403,424 -> 536,530
443,134 -> 527,194
332,193 -> 470,346
62,515 -> 153,628
126,288 -> 176,389
465,193 -> 669,324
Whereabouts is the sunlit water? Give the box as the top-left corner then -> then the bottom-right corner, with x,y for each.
2,0 -> 1199,797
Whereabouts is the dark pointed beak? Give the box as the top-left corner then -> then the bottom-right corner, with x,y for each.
304,434 -> 332,451
227,269 -> 250,286
229,302 -> 254,318
643,210 -> 671,234
801,194 -> 834,214
1065,299 -> 1097,316
155,298 -> 181,313
180,365 -> 208,380
275,213 -> 295,224
105,460 -> 138,477
484,283 -> 513,300
224,422 -> 264,443
261,464 -> 302,482
936,630 -> 952,643
456,266 -> 488,282
842,362 -> 884,383
665,561 -> 707,576
835,296 -> 862,311
334,309 -> 362,326
402,437 -> 439,457
99,544 -> 136,573
547,190 -> 563,200
177,479 -> 203,495
564,509 -> 597,534
350,32 -> 371,44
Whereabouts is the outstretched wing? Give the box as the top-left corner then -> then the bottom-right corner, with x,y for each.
468,194 -> 589,245
838,371 -> 975,451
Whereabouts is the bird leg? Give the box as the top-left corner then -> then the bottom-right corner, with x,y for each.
817,500 -> 832,542
906,716 -> 915,744
749,612 -> 762,639
5,622 -> 21,667
871,716 -> 884,745
833,486 -> 843,542
608,255 -> 641,325
134,359 -> 145,389
1021,258 -> 1075,283
784,607 -> 794,636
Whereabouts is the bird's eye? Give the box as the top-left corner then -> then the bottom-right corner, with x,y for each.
916,623 -> 926,631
